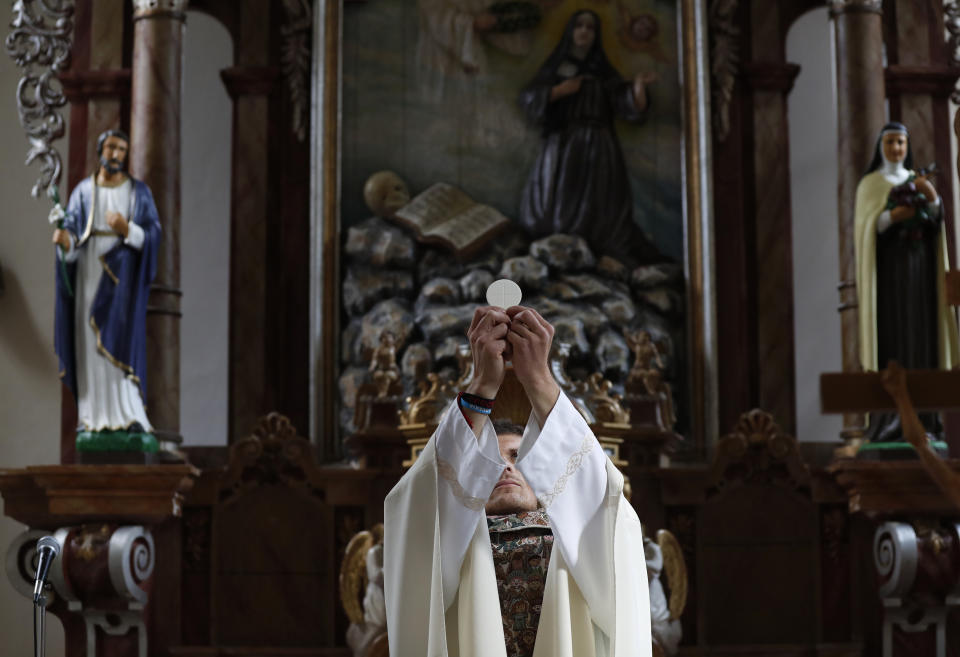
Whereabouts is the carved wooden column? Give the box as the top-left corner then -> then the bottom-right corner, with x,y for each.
220,0 -> 275,443
744,61 -> 800,437
830,0 -> 885,454
130,0 -> 187,451
745,1 -> 801,436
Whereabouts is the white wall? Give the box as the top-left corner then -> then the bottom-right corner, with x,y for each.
787,8 -> 844,442
180,11 -> 232,446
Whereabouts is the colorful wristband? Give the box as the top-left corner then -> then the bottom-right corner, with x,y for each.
460,391 -> 495,408
458,393 -> 492,415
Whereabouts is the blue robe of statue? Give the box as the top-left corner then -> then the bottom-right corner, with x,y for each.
54,176 -> 161,404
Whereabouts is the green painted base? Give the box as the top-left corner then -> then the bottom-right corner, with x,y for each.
856,440 -> 948,461
76,430 -> 159,453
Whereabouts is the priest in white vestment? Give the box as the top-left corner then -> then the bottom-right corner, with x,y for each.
384,305 -> 652,657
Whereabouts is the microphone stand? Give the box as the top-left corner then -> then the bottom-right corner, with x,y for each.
33,584 -> 49,657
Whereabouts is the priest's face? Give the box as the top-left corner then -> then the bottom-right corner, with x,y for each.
486,433 -> 539,515
882,132 -> 908,164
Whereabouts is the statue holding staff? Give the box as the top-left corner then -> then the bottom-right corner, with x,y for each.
51,129 -> 162,455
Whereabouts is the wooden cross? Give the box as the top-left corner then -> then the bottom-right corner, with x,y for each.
820,364 -> 960,510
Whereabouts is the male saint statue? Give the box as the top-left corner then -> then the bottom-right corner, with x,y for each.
52,129 -> 161,447
384,305 -> 652,656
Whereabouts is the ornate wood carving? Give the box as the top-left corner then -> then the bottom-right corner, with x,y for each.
576,372 -> 631,425
947,0 -> 960,103
398,373 -> 454,427
708,0 -> 739,142
218,413 -> 324,503
707,409 -> 811,496
281,0 -> 312,142
182,507 -> 211,572
5,0 -> 74,198
821,506 -> 848,566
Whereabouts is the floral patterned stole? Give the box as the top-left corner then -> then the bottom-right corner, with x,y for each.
487,510 -> 554,657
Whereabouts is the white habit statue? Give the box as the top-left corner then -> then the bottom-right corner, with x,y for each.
384,305 -> 653,656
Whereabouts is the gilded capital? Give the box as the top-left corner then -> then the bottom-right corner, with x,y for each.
132,0 -> 188,18
829,0 -> 883,17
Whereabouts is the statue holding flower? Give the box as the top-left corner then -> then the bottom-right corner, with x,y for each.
854,122 -> 959,449
51,129 -> 162,457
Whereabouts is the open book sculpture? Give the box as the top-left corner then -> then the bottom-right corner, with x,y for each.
390,182 -> 511,259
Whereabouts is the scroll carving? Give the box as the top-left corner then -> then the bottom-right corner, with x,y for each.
708,0 -> 739,143
5,0 -> 74,198
281,0 -> 312,142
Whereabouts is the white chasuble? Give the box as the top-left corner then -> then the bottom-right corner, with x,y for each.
384,393 -> 652,657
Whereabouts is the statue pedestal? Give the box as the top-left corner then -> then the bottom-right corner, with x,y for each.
347,390 -> 409,470
829,460 -> 960,655
0,465 -> 197,657
828,459 -> 960,516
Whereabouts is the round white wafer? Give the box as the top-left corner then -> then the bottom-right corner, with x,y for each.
486,279 -> 522,309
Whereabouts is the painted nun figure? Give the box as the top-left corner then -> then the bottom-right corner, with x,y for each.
52,129 -> 161,454
517,10 -> 662,266
853,122 -> 959,449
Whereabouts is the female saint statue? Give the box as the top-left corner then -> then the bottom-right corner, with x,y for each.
854,122 -> 959,446
518,10 -> 662,265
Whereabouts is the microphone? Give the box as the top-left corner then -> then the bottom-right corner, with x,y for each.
32,536 -> 60,604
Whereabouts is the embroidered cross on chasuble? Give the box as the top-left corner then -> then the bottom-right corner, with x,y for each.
488,510 -> 555,657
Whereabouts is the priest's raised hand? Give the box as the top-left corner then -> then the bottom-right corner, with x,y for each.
506,305 -> 561,427
384,303 -> 654,657
464,306 -> 512,401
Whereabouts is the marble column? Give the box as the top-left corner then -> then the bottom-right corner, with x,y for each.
830,0 -> 885,454
130,0 -> 187,451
